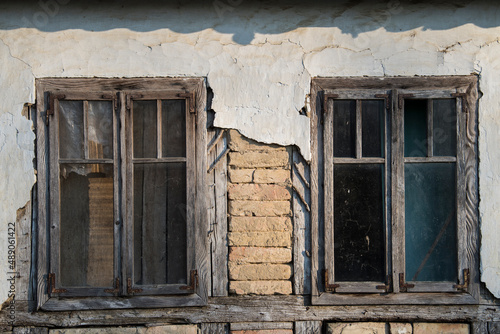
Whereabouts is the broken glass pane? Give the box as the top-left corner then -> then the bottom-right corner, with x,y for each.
88,101 -> 113,160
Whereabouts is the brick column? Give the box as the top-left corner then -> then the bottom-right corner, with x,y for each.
227,130 -> 293,295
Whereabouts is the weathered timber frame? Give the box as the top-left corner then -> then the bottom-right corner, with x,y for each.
35,78 -> 208,310
310,76 -> 479,305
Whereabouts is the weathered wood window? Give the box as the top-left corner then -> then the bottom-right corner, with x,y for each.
36,78 -> 208,310
310,77 -> 479,305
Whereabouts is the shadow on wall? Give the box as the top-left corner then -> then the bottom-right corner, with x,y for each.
0,0 -> 499,45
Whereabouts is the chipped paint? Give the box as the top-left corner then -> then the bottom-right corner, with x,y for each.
0,1 -> 499,301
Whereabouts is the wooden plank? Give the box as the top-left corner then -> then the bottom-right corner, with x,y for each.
313,291 -> 477,305
332,157 -> 385,164
471,322 -> 487,334
8,296 -> 500,325
323,95 -> 335,286
120,91 -> 129,297
201,323 -> 228,334
295,321 -> 322,334
194,78 -> 209,303
391,89 -> 404,293
132,157 -> 187,163
293,149 -> 311,295
13,327 -> 49,334
231,322 -> 293,330
309,81 -> 321,297
206,127 -> 216,297
403,156 -> 457,163
212,131 -> 228,296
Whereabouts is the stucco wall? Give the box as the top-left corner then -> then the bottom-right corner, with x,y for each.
0,0 -> 499,302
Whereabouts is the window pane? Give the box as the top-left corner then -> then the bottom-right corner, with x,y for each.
433,99 -> 457,157
162,100 -> 186,158
133,163 -> 187,285
362,100 -> 384,158
59,101 -> 84,159
59,163 -> 114,288
333,100 -> 356,158
133,100 -> 157,158
88,101 -> 113,159
404,99 -> 427,157
405,163 -> 457,282
334,164 -> 385,282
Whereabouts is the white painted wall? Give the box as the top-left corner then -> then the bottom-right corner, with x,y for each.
0,0 -> 499,302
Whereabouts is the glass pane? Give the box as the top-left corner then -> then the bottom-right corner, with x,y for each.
405,163 -> 457,282
362,100 -> 384,158
162,100 -> 186,158
59,163 -> 114,288
333,100 -> 356,158
433,99 -> 456,157
88,101 -> 113,159
404,99 -> 427,157
133,100 -> 157,158
133,163 -> 187,285
59,100 -> 84,159
334,164 -> 385,282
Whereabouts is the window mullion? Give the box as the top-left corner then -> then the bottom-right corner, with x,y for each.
427,99 -> 433,158
323,96 -> 335,287
356,100 -> 362,159
391,89 -> 405,293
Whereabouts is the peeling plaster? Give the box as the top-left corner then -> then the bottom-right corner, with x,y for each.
0,1 -> 500,300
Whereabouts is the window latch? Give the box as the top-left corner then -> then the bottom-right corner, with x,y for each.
323,269 -> 340,293
127,278 -> 143,295
45,93 -> 66,125
398,273 -> 415,292
376,275 -> 392,293
398,94 -> 414,109
453,268 -> 469,292
180,270 -> 199,291
47,273 -> 67,295
104,277 -> 120,294
177,92 -> 196,114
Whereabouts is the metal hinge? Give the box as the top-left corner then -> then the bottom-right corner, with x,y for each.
125,94 -> 144,110
46,93 -> 66,125
375,94 -> 390,110
376,275 -> 392,293
104,277 -> 120,294
452,92 -> 468,114
127,277 -> 143,294
180,270 -> 199,291
47,273 -> 67,295
101,93 -> 118,111
323,269 -> 340,293
398,94 -> 414,109
399,273 -> 415,292
177,92 -> 196,114
453,268 -> 470,292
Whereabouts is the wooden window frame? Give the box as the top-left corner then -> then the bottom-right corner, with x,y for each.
310,76 -> 479,305
35,78 -> 208,311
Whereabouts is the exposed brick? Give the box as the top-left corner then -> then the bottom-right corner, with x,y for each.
229,280 -> 292,295
390,323 -> 412,334
253,169 -> 290,184
229,169 -> 255,183
229,200 -> 291,217
229,217 -> 292,232
413,323 -> 469,334
228,129 -> 286,152
229,247 -> 292,263
229,151 -> 290,168
326,322 -> 386,334
229,232 -> 292,247
229,263 -> 292,280
231,331 -> 293,334
228,184 -> 291,201
228,169 -> 291,184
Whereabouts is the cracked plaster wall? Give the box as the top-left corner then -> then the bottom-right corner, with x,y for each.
0,0 -> 499,301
